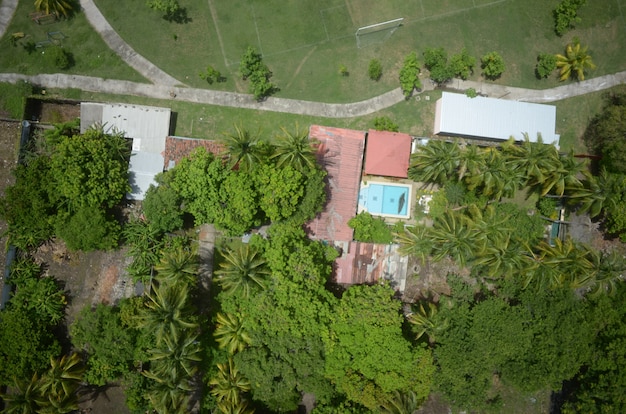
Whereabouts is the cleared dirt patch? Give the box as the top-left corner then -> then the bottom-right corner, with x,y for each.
0,120 -> 20,294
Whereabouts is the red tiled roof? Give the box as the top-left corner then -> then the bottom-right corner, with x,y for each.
306,125 -> 365,242
364,130 -> 412,178
163,136 -> 225,170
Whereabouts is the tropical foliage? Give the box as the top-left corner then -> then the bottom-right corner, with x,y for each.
556,40 -> 596,81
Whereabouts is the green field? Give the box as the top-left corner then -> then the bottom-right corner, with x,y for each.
0,1 -> 146,82
89,0 -> 626,102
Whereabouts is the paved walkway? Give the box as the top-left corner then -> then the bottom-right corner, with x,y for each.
0,72 -> 625,118
0,0 -> 18,40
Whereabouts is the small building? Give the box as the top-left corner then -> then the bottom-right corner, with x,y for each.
434,92 -> 560,146
364,129 -> 412,178
306,125 -> 366,242
80,102 -> 172,200
333,241 -> 408,292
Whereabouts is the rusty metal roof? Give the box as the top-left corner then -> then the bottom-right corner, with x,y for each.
306,125 -> 365,242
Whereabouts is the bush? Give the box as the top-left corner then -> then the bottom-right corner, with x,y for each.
199,65 -> 222,84
56,206 -> 121,251
399,52 -> 421,98
466,88 -> 478,98
536,53 -> 557,79
449,49 -> 476,80
45,46 -> 73,70
348,212 -> 393,243
423,47 -> 453,84
372,116 -> 399,132
143,183 -> 184,233
368,59 -> 383,81
239,46 -> 276,100
339,64 -> 349,76
481,52 -> 505,80
554,0 -> 586,36
537,197 -> 558,218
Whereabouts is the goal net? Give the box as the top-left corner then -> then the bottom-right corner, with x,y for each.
355,18 -> 404,48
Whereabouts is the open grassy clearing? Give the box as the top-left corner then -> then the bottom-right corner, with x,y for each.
91,0 -> 626,102
0,1 -> 146,82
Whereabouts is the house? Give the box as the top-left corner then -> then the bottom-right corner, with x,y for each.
80,103 -> 171,200
333,241 -> 408,292
163,136 -> 225,170
363,129 -> 412,178
434,92 -> 560,146
306,125 -> 366,242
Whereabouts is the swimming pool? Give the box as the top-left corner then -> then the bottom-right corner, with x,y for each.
358,182 -> 412,219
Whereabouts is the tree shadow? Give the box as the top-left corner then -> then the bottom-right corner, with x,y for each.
164,8 -> 192,24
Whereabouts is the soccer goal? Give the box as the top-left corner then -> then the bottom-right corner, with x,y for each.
355,18 -> 404,49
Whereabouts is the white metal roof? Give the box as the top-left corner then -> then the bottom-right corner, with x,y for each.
434,92 -> 559,146
80,102 -> 171,200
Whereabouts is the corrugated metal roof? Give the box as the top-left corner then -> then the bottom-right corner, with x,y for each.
434,92 -> 559,145
333,241 -> 408,292
364,130 -> 411,178
306,125 -> 366,242
128,151 -> 164,200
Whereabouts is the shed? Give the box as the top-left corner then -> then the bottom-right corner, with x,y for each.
306,125 -> 366,242
80,103 -> 171,200
434,92 -> 559,146
364,130 -> 412,178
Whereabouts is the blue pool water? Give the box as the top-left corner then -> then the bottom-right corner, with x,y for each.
359,184 -> 409,216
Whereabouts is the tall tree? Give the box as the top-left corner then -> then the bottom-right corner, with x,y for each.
408,140 -> 460,184
214,313 -> 252,355
429,211 -> 485,267
209,358 -> 251,405
221,125 -> 265,172
155,243 -> 199,286
271,124 -> 317,172
215,245 -> 269,299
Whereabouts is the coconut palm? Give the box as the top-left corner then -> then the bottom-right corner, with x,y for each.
587,250 -> 626,296
538,153 -> 585,196
380,390 -> 419,414
409,140 -> 461,184
144,369 -> 192,414
502,134 -> 561,186
429,211 -> 485,267
466,149 -> 523,200
1,374 -> 46,414
395,225 -> 433,263
141,283 -> 198,346
155,244 -> 199,286
34,0 -> 75,17
217,398 -> 255,414
566,169 -> 611,218
525,238 -> 594,290
40,353 -> 84,407
214,312 -> 252,354
221,125 -> 265,171
408,302 -> 446,344
209,358 -> 251,404
148,330 -> 202,379
271,124 -> 318,171
472,235 -> 527,279
466,204 -> 512,245
457,143 -> 485,180
556,41 -> 596,81
215,245 -> 270,298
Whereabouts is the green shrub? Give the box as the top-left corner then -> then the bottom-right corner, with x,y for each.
554,0 -> 586,36
45,46 -> 73,70
449,49 -> 476,80
537,197 -> 558,218
536,53 -> 557,79
481,51 -> 505,80
199,65 -> 222,84
399,51 -> 421,98
371,116 -> 399,132
368,59 -> 383,81
55,207 -> 121,251
466,88 -> 478,98
348,212 -> 393,243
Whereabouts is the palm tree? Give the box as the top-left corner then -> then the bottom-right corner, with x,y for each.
144,370 -> 192,414
472,235 -> 527,279
209,358 -> 251,404
408,302 -> 446,344
34,0 -> 75,17
538,153 -> 585,196
466,149 -> 523,200
221,125 -> 265,172
395,225 -> 433,263
217,398 -> 255,414
457,143 -> 485,180
155,244 -> 199,286
270,124 -> 318,171
141,283 -> 198,346
556,41 -> 596,81
380,390 -> 419,414
215,245 -> 270,298
1,374 -> 46,414
566,169 -> 611,218
429,210 -> 485,267
148,330 -> 202,379
408,140 -> 461,184
502,134 -> 561,186
587,250 -> 626,296
525,239 -> 594,290
214,312 -> 252,355
40,353 -> 84,408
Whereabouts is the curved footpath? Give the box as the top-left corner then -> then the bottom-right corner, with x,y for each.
0,0 -> 17,40
0,72 -> 625,118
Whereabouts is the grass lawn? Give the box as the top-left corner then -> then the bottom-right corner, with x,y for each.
0,1 -> 146,82
90,0 -> 626,102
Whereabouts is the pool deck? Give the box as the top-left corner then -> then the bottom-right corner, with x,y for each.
359,175 -> 420,223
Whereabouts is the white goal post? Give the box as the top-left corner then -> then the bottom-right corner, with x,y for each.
355,17 -> 404,48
